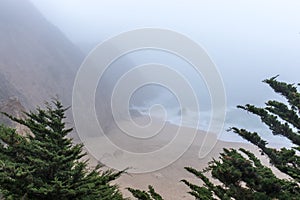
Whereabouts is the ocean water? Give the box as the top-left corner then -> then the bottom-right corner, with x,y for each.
129,103 -> 293,149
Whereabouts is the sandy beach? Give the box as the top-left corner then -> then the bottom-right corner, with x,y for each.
83,116 -> 288,200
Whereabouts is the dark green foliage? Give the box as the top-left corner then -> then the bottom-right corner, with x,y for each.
181,77 -> 300,199
230,128 -> 300,182
0,100 -> 125,200
130,77 -> 300,200
127,185 -> 163,200
237,104 -> 300,145
183,148 -> 299,199
264,75 -> 300,111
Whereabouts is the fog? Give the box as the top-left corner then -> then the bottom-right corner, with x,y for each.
27,0 -> 300,143
29,0 -> 300,107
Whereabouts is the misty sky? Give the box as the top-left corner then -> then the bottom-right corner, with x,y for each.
30,0 -> 300,106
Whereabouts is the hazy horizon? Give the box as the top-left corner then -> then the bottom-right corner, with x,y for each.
0,2 -> 299,196
29,0 -> 300,108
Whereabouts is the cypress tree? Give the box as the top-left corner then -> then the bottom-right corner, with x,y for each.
0,100 -> 125,200
181,77 -> 300,199
129,77 -> 300,200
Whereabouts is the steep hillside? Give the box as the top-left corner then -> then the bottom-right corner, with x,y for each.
0,0 -> 83,108
0,0 -> 157,136
0,72 -> 27,105
0,98 -> 29,136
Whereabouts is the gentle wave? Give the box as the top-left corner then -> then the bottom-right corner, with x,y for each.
129,105 -> 293,148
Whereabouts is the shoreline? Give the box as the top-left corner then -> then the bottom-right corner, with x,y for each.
84,116 -> 289,199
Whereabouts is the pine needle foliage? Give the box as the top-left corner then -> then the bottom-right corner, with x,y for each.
0,100 -> 125,200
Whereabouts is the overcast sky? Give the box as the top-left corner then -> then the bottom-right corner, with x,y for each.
30,0 -> 300,106
30,0 -> 300,42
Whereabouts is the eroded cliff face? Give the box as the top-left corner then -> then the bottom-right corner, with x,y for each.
0,0 -> 83,109
0,0 -> 86,137
0,0 -> 155,137
0,71 -> 27,105
0,97 -> 29,136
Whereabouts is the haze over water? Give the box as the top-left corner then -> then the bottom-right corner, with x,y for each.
31,0 -> 300,148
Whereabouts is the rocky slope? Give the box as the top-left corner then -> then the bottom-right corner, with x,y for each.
0,0 -> 83,108
0,97 -> 29,136
0,0 -> 156,137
